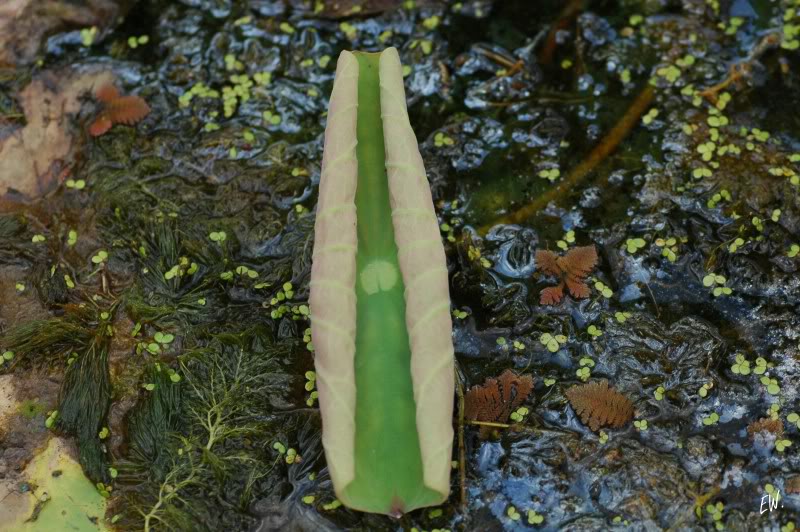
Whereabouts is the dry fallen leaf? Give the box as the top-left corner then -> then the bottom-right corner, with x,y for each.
0,68 -> 115,199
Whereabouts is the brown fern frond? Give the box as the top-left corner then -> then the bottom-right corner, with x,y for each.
465,377 -> 504,423
90,85 -> 150,136
88,115 -> 112,137
465,369 -> 534,438
105,95 -> 150,125
537,245 -> 598,305
565,380 -> 633,431
787,476 -> 800,494
535,249 -> 560,277
540,284 -> 564,305
96,83 -> 120,103
561,245 -> 598,278
746,417 -> 784,439
498,369 -> 534,409
565,276 -> 590,299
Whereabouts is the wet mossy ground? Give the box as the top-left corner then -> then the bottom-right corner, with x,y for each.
0,0 -> 799,530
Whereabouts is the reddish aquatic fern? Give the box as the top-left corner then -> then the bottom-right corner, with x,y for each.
89,84 -> 150,136
536,245 -> 598,305
565,379 -> 633,431
746,417 -> 784,440
465,369 -> 533,438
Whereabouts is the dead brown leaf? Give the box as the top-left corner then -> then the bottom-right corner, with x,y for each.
0,68 -> 115,200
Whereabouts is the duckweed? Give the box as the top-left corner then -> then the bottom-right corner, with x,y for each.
538,168 -> 560,182
539,332 -> 567,353
731,354 -> 750,375
614,311 -> 632,323
527,509 -> 544,525
587,324 -> 602,337
625,237 -> 646,253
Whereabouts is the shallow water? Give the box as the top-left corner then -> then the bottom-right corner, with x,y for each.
0,0 -> 799,530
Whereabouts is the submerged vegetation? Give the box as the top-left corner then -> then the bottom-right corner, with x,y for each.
0,0 -> 799,530
116,332 -> 290,530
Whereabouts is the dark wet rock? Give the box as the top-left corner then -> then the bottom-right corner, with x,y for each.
480,277 -> 532,327
425,116 -> 509,172
579,186 -> 602,209
585,441 -> 694,525
178,0 -> 232,19
460,44 -> 541,110
250,1 -> 286,17
287,0 -> 445,19
577,13 -> 617,49
32,263 -> 69,307
511,108 -> 570,151
486,225 -> 538,279
681,436 -> 723,482
602,314 -> 722,406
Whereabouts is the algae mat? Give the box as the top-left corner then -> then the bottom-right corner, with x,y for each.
0,438 -> 108,532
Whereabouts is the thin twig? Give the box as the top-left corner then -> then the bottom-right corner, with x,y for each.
699,33 -> 781,104
455,367 -> 467,510
643,281 -> 660,318
466,420 -> 513,429
474,45 -> 522,72
667,485 -> 720,532
479,85 -> 655,234
539,0 -> 585,65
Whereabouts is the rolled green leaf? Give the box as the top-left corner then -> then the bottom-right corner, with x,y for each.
310,48 -> 454,515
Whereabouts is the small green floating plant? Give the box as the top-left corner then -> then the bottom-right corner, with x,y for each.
309,48 -> 454,515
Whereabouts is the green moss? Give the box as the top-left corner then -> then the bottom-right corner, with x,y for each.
0,307 -> 93,368
17,398 -> 47,419
11,438 -> 108,532
120,329 -> 289,530
0,213 -> 25,239
124,363 -> 182,480
57,335 -> 112,483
